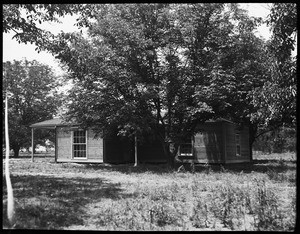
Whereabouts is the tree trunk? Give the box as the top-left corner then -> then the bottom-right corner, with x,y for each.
12,146 -> 20,158
161,141 -> 178,169
248,123 -> 257,162
249,140 -> 254,162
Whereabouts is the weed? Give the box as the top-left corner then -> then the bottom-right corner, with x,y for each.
190,199 -> 209,228
210,181 -> 245,230
252,178 -> 285,231
149,202 -> 178,227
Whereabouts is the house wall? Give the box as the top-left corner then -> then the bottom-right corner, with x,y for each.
224,123 -> 250,163
137,138 -> 166,163
55,121 -> 250,164
103,135 -> 134,163
179,121 -> 251,164
193,122 -> 225,163
56,127 -> 72,161
56,127 -> 103,163
239,125 -> 250,161
86,130 -> 104,162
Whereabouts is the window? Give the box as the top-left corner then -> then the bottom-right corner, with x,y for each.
73,130 -> 87,158
179,137 -> 193,156
235,133 -> 241,157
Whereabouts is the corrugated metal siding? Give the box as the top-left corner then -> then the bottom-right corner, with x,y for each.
87,130 -> 103,161
57,127 -> 71,160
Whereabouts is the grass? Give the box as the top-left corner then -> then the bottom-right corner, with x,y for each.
2,152 -> 296,230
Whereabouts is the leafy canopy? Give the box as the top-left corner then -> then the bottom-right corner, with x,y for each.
46,4 -> 269,164
3,59 -> 62,156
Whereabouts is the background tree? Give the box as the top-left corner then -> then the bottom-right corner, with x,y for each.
249,2 -> 297,154
267,3 -> 297,64
2,59 -> 62,157
252,126 -> 296,153
2,5 -> 79,226
187,5 -> 270,160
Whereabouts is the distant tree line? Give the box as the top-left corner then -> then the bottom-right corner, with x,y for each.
253,127 -> 296,153
2,59 -> 62,157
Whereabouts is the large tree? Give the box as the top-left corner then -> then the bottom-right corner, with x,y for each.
204,9 -> 270,160
2,59 -> 61,157
249,3 -> 297,150
46,3 -> 268,166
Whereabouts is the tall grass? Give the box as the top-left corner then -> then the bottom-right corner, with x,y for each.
2,154 -> 296,231
92,176 -> 295,231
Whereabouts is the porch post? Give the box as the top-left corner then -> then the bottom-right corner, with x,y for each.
54,127 -> 57,163
31,128 -> 34,162
134,134 -> 138,167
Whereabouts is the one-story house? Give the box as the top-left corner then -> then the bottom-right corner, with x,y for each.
29,118 -> 250,164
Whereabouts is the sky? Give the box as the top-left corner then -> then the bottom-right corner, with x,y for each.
3,3 -> 272,76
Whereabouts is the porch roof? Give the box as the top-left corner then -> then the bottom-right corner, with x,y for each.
29,118 -> 77,129
30,117 -> 235,129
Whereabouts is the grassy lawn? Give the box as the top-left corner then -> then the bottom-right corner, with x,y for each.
2,152 -> 296,231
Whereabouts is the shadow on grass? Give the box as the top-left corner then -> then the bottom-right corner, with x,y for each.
84,162 -> 176,175
81,158 -> 296,175
3,174 -> 133,229
192,160 -> 296,175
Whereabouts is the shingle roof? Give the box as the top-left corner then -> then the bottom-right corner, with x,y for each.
30,118 -> 77,129
206,118 -> 235,124
30,117 -> 235,129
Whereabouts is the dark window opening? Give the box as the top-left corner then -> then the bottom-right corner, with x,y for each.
236,133 -> 241,157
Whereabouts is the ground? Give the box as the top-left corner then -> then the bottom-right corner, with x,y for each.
2,152 -> 296,231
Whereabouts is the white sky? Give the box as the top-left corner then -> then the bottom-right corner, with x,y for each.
2,4 -> 272,76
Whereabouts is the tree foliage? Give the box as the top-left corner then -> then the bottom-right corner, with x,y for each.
252,126 -> 296,153
5,3 -> 294,164
45,3 -> 272,165
2,59 -> 61,156
267,3 -> 297,63
2,4 -> 82,51
250,3 -> 297,140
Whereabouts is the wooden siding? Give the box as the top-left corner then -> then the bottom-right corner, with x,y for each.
224,123 -> 250,163
137,139 -> 166,162
224,122 -> 236,161
55,121 -> 250,164
193,122 -> 224,163
56,127 -> 104,162
87,130 -> 103,161
57,127 -> 72,160
103,136 -> 134,163
239,126 -> 250,160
